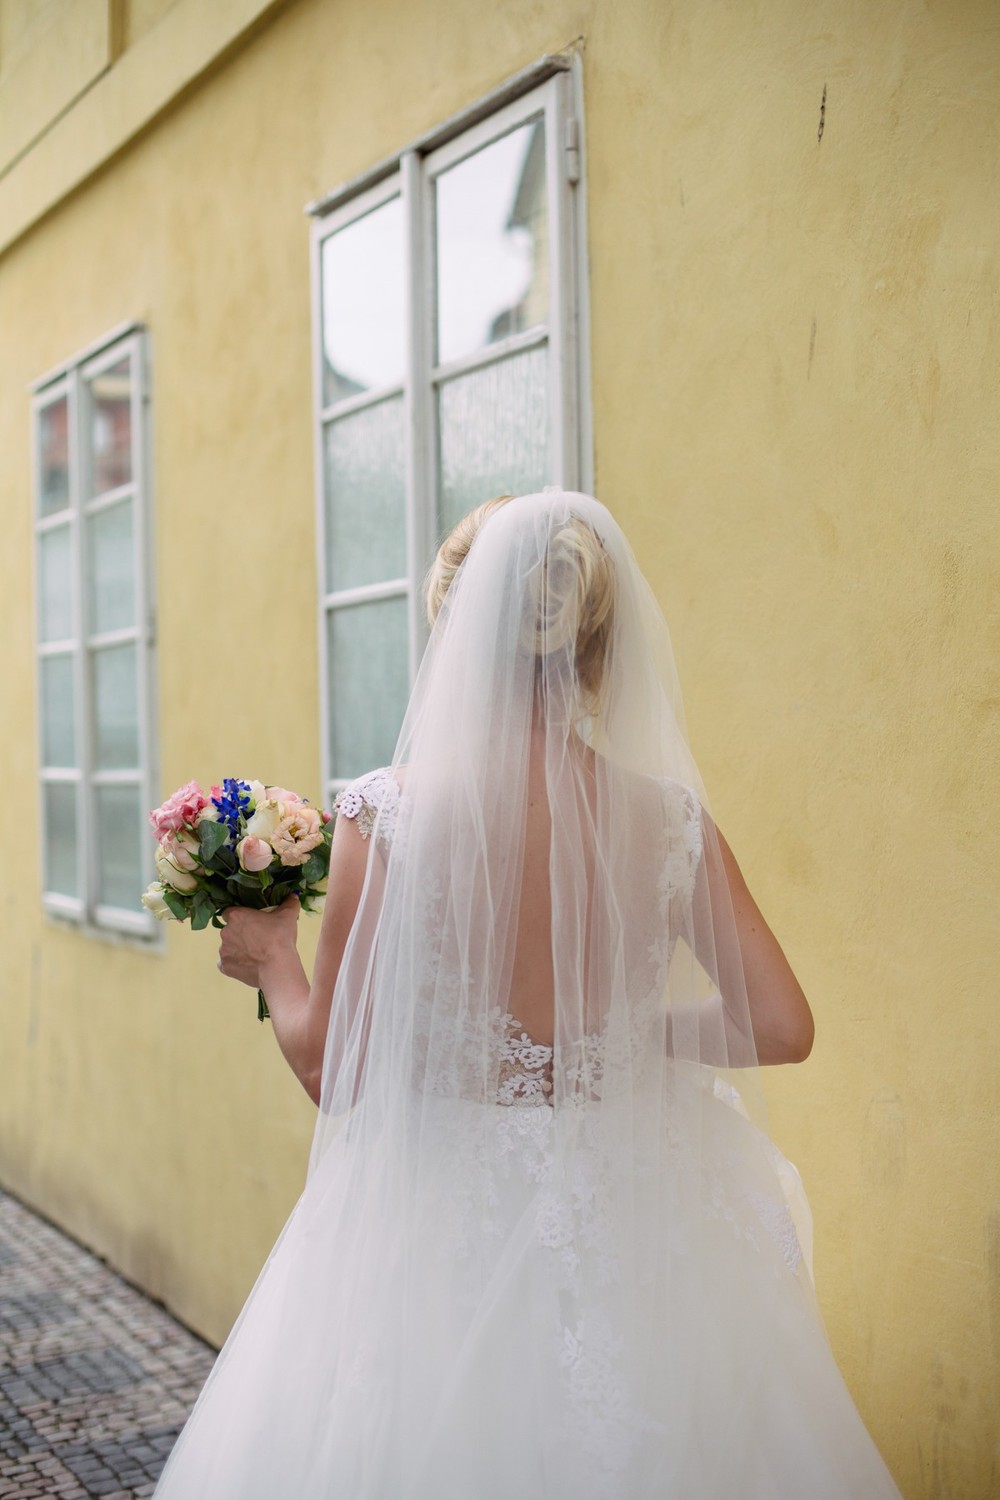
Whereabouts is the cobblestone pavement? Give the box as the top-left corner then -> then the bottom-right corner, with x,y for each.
0,1188 -> 216,1499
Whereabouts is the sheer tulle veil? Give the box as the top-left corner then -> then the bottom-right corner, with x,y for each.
315,488 -> 762,1147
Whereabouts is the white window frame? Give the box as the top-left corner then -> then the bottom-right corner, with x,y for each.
309,54 -> 591,801
31,323 -> 159,941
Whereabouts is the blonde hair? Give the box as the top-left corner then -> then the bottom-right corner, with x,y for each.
425,494 -> 515,626
426,494 -> 616,709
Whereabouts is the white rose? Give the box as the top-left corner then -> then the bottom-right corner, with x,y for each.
245,779 -> 268,808
243,798 -> 283,843
141,881 -> 175,919
155,842 -> 199,892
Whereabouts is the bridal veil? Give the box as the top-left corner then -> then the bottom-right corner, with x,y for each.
154,490 -> 902,1499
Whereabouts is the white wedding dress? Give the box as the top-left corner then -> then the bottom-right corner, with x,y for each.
153,765 -> 902,1500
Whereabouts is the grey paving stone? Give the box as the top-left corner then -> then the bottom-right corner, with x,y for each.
0,1189 -> 216,1499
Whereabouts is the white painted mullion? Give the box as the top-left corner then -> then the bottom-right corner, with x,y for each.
87,626 -> 141,652
402,148 -> 433,678
68,368 -> 93,919
91,768 -> 143,786
568,55 -> 594,496
544,75 -> 573,489
129,330 -> 157,933
36,509 -> 74,537
320,380 -> 405,426
32,384 -> 63,907
430,325 -> 549,389
323,577 -> 409,611
82,481 -> 135,518
310,212 -> 334,801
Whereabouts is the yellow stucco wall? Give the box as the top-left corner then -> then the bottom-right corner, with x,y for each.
0,2 -> 997,1496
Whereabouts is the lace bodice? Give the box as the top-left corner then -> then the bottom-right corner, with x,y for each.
334,766 -> 702,1110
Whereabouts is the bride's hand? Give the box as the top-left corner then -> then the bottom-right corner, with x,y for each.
218,897 -> 300,989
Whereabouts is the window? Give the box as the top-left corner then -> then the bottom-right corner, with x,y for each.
310,60 -> 589,796
32,326 -> 157,936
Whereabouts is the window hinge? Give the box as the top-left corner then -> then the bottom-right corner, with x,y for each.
565,117 -> 580,185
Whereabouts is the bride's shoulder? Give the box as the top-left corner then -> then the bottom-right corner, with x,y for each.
332,767 -> 403,845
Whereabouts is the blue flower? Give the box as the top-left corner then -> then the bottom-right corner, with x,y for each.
212,778 -> 252,843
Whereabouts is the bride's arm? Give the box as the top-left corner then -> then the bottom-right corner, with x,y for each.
217,813 -> 371,1103
697,814 -> 815,1066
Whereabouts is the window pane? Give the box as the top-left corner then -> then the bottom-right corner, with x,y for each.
40,654 -> 77,767
38,397 -> 70,516
92,643 -> 139,769
435,120 -> 548,367
327,597 -> 409,780
88,359 -> 132,496
437,345 -> 550,536
88,499 -> 135,634
38,523 -> 74,643
94,784 -> 144,911
324,399 -> 406,593
321,197 -> 405,403
43,782 -> 79,898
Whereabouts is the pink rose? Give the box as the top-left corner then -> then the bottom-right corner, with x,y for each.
271,806 -> 323,866
149,780 -> 209,838
237,835 -> 274,872
265,786 -> 302,806
159,828 -> 201,873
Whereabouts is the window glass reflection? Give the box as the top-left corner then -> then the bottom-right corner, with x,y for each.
94,784 -> 143,910
324,399 -> 406,593
89,360 -> 132,496
327,597 -> 409,780
435,120 -> 548,367
437,346 -> 550,534
39,398 -> 70,516
322,197 -> 405,404
44,783 -> 78,898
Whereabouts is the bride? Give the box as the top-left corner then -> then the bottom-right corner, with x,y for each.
153,490 -> 902,1498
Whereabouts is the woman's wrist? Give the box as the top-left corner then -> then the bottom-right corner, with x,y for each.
257,946 -> 309,1011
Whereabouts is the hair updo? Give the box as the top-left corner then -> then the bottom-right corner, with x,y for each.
425,494 -> 616,710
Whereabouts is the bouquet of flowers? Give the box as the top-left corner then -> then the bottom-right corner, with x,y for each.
142,777 -> 333,1019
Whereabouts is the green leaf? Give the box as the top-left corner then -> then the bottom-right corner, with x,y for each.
300,851 -> 327,885
199,819 -> 230,863
162,887 -> 190,922
190,891 -> 216,931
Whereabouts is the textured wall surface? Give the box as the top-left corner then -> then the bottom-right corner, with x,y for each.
0,2 -> 996,1496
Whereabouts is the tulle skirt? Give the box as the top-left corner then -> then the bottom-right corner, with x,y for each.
153,1075 -> 901,1499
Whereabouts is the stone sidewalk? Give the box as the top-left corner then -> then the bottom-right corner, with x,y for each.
0,1188 -> 216,1499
